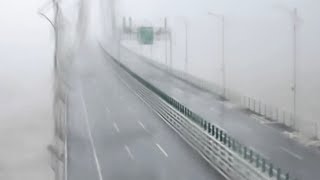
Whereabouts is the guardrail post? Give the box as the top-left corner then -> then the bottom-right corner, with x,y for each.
232,139 -> 236,151
269,163 -> 274,177
211,125 -> 215,136
262,159 -> 266,172
228,136 -> 232,148
219,130 -> 223,142
249,149 -> 253,163
223,133 -> 227,145
256,154 -> 260,168
238,144 -> 242,156
204,121 -> 207,130
244,146 -> 248,159
277,168 -> 281,180
208,123 -> 211,133
285,173 -> 289,180
216,128 -> 219,140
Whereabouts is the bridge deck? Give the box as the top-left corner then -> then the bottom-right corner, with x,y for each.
66,41 -> 224,180
116,44 -> 320,180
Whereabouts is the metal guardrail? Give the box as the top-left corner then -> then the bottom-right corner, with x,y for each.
103,48 -> 295,180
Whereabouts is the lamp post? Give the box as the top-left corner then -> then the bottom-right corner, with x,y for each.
164,18 -> 168,66
164,18 -> 173,70
208,12 -> 226,100
184,19 -> 189,74
292,8 -> 298,128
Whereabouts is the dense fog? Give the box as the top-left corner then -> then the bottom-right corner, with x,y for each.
100,0 -> 320,138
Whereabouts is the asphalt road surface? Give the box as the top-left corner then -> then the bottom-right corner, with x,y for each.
65,41 -> 225,180
117,45 -> 320,180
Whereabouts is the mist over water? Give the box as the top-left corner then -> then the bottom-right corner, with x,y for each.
0,0 -> 54,179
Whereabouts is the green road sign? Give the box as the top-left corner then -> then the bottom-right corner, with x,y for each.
137,26 -> 154,45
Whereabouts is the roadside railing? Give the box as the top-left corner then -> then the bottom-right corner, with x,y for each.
102,47 -> 295,180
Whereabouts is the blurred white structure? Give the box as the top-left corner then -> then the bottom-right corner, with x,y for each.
0,0 -> 54,179
101,0 -> 320,139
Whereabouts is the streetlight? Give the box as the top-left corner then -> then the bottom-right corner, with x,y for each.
164,17 -> 173,70
184,19 -> 189,73
292,8 -> 298,128
208,12 -> 226,100
164,18 -> 168,66
269,5 -> 299,128
38,1 -> 58,70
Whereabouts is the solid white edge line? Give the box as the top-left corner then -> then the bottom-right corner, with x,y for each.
138,121 -> 147,130
113,122 -> 120,133
124,145 -> 134,160
80,88 -> 104,180
280,147 -> 303,160
156,143 -> 168,157
105,107 -> 110,113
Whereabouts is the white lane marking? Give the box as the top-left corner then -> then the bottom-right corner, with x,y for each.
128,106 -> 136,112
124,145 -> 134,160
113,122 -> 120,133
105,107 -> 110,113
173,87 -> 183,94
280,147 -> 303,160
250,114 -> 265,122
224,102 -> 236,109
250,114 -> 278,128
156,143 -> 168,157
80,89 -> 104,180
210,107 -> 219,113
138,121 -> 147,131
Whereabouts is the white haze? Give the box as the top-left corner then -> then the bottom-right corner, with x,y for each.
0,0 -> 54,179
107,0 -> 320,138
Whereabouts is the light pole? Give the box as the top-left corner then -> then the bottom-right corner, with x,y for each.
184,19 -> 189,74
38,1 -> 59,70
118,27 -> 122,60
292,8 -> 298,128
164,18 -> 168,66
208,12 -> 226,100
169,30 -> 173,70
